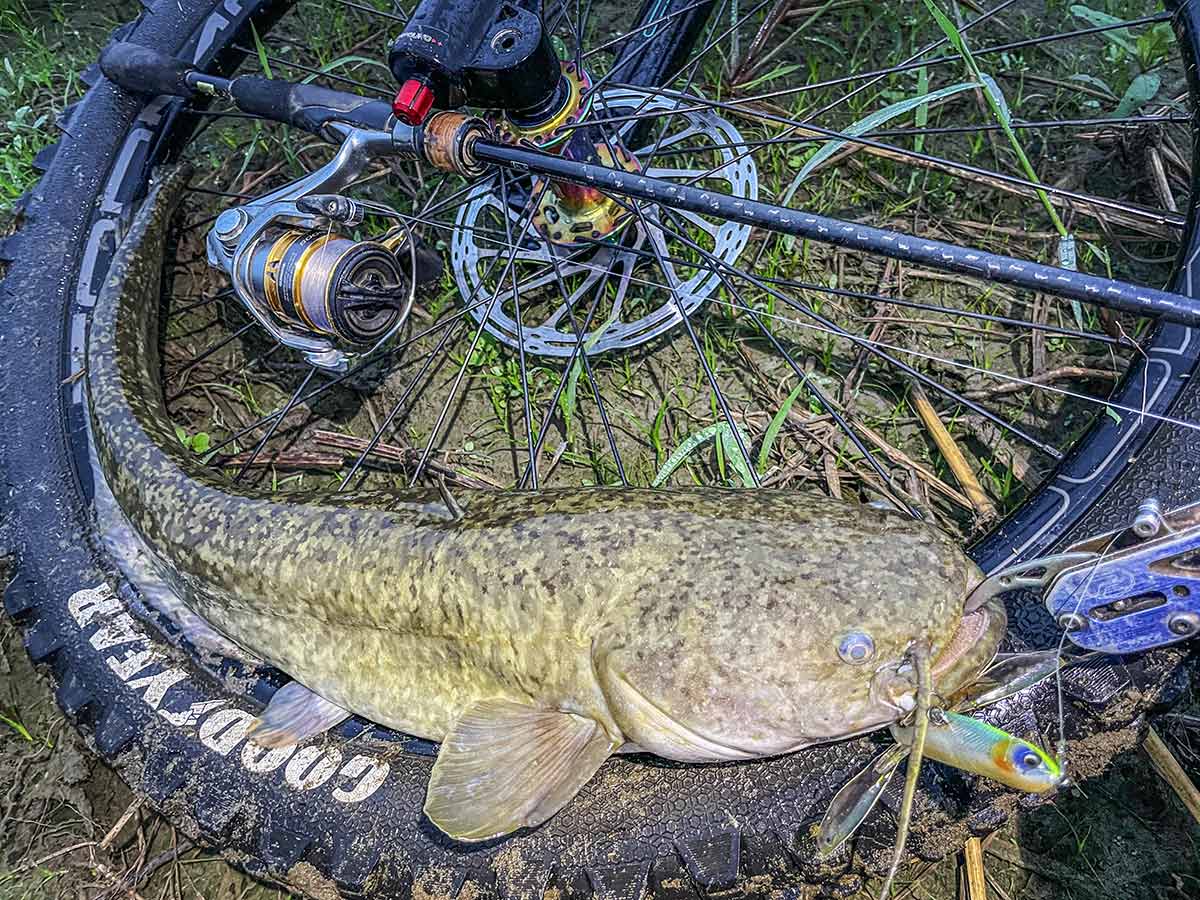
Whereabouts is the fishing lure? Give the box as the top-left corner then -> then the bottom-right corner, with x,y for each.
816,649 -> 1072,898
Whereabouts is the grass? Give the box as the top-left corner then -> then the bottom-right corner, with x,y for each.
4,0 -> 1200,897
0,0 -> 138,221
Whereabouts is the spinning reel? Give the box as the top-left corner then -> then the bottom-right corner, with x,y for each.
205,128 -> 442,371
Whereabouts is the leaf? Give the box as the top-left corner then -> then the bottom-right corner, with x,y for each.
174,424 -> 189,447
921,0 -> 967,57
736,62 -> 803,92
912,66 -> 930,155
1056,234 -> 1086,330
190,432 -> 211,454
650,393 -> 671,463
560,307 -> 621,431
783,81 -> 979,202
559,358 -> 582,430
0,712 -> 33,742
1069,73 -> 1117,99
1069,5 -> 1136,54
721,425 -> 756,488
757,383 -> 804,474
1113,71 -> 1161,118
924,0 -> 1067,237
978,73 -> 1010,127
250,21 -> 273,78
298,54 -> 393,85
651,423 -> 728,487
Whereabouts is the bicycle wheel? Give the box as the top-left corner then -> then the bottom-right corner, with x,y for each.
2,0 -> 1199,896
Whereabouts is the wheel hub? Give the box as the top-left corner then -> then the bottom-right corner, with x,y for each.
451,86 -> 757,357
493,58 -> 593,152
530,141 -> 642,244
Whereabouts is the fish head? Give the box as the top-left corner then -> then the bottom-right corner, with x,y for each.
593,500 -> 1003,761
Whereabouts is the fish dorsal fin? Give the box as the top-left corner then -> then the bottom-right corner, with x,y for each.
247,682 -> 352,748
425,699 -> 619,842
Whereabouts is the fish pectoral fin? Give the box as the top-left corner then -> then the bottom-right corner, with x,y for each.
424,699 -> 619,843
247,682 -> 352,748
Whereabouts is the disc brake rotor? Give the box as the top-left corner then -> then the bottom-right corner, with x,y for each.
450,87 -> 758,357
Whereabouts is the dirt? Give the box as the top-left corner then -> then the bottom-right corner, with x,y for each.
0,615 -> 293,900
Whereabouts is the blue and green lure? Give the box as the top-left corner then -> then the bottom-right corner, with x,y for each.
816,649 -> 1072,860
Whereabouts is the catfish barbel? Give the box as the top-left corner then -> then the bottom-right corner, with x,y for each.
89,167 -> 1018,844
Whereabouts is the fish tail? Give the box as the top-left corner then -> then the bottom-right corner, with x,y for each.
878,641 -> 933,900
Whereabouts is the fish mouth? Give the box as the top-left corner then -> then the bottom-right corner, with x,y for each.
931,596 -> 1008,695
871,597 -> 1007,715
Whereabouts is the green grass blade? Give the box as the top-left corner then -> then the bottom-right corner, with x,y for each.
559,307 -> 621,432
651,423 -> 726,487
559,358 -> 582,430
0,711 -> 33,742
912,66 -> 930,154
922,0 -> 1067,237
250,21 -> 273,78
722,424 -> 756,488
757,383 -> 804,474
922,0 -> 967,56
737,62 -> 803,92
784,81 -> 979,202
298,54 -> 392,84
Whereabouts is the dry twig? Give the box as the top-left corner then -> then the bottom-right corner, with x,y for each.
908,382 -> 997,521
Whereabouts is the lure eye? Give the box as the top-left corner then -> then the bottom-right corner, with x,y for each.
1012,745 -> 1044,771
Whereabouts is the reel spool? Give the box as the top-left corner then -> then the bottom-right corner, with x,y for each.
235,224 -> 414,345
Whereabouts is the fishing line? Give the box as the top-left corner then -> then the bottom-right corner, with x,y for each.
1045,309 -> 1154,772
1050,532 -> 1123,772
879,642 -> 933,900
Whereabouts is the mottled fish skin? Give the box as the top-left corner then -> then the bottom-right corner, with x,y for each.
89,167 -> 994,772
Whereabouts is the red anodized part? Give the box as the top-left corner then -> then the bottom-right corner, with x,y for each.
392,78 -> 435,125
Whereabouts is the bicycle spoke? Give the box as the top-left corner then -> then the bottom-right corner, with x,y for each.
630,200 -> 761,484
517,261 -> 613,489
710,259 -> 923,517
497,169 -> 540,488
642,114 -> 1191,158
232,44 -> 391,97
161,0 -> 1198,529
536,236 -> 631,487
169,287 -> 236,317
596,84 -> 1185,230
330,0 -> 409,24
410,183 -> 552,485
232,367 -> 318,483
637,204 -> 1065,458
701,296 -> 1200,436
174,322 -> 256,376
